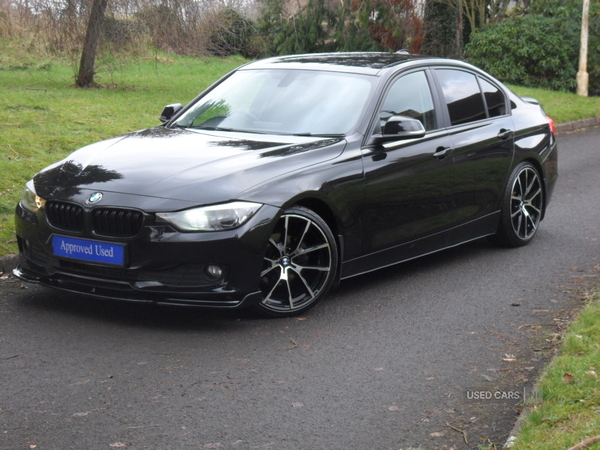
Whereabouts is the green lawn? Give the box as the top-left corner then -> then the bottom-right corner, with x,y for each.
0,48 -> 246,255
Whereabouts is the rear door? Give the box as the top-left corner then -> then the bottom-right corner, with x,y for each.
432,68 -> 515,242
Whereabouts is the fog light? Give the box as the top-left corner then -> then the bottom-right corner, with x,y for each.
206,265 -> 223,280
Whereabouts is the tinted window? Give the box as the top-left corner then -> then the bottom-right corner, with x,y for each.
379,71 -> 437,131
479,77 -> 506,118
436,69 -> 486,126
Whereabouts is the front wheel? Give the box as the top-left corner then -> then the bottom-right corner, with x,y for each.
257,207 -> 338,317
492,162 -> 544,247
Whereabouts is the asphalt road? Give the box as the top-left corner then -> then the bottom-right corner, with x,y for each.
1,127 -> 599,450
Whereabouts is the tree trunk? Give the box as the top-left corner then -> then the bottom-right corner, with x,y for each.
76,0 -> 109,88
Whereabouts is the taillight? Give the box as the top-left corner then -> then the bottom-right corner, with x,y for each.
547,116 -> 557,135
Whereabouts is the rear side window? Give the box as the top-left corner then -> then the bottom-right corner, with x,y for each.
479,77 -> 506,118
436,69 -> 486,126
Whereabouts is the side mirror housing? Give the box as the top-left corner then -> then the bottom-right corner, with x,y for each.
370,115 -> 426,145
382,115 -> 426,138
159,103 -> 183,123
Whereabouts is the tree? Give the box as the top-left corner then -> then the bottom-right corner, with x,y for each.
421,0 -> 461,57
76,0 -> 109,87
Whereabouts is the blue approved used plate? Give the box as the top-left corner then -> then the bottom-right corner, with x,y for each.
52,235 -> 125,266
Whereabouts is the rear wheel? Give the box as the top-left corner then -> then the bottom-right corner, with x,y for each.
492,162 -> 544,247
257,206 -> 338,317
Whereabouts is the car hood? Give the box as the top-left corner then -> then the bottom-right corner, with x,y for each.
33,127 -> 346,207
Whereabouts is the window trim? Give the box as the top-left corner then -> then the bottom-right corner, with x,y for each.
366,67 -> 445,145
431,66 -> 510,129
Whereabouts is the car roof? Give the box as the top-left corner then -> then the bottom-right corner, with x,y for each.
241,52 -> 441,76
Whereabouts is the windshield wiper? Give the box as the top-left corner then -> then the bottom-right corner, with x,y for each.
195,126 -> 236,132
193,126 -> 269,135
292,132 -> 345,137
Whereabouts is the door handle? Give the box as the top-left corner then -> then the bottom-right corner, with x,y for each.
497,128 -> 514,140
433,146 -> 452,160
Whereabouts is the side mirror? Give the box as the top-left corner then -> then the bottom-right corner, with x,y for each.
159,103 -> 183,123
369,115 -> 426,145
382,115 -> 426,139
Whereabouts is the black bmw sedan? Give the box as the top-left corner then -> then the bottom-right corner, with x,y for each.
14,52 -> 558,316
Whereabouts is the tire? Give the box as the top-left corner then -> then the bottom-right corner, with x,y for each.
257,206 -> 338,317
492,162 -> 544,247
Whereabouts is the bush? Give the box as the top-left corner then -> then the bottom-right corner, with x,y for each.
206,8 -> 256,58
466,15 -> 577,92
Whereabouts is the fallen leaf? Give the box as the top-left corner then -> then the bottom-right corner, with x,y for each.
585,370 -> 598,379
511,302 -> 521,307
503,354 -> 517,361
562,372 -> 575,384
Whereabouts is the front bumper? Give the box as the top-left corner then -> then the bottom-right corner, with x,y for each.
14,201 -> 280,308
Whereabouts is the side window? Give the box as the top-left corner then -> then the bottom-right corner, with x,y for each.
436,69 -> 486,126
479,77 -> 506,118
379,71 -> 437,131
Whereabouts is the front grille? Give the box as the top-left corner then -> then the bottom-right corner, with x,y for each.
46,201 -> 84,232
92,208 -> 144,238
45,201 -> 144,237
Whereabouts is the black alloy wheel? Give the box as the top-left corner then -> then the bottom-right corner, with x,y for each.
258,206 -> 338,316
493,162 -> 544,247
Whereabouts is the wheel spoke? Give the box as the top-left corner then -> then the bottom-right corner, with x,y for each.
260,258 -> 279,277
283,215 -> 290,251
525,212 -> 537,233
284,269 -> 295,310
525,186 -> 542,203
263,270 -> 284,304
524,172 -> 537,197
294,263 -> 331,273
296,242 -> 329,256
268,237 -> 281,253
510,167 -> 542,240
290,266 -> 316,300
291,219 -> 312,254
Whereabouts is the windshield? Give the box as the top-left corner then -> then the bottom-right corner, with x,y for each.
174,69 -> 376,136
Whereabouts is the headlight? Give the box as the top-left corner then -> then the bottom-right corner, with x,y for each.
156,201 -> 262,232
20,180 -> 46,213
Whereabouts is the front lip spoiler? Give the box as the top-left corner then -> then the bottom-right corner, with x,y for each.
12,264 -> 262,309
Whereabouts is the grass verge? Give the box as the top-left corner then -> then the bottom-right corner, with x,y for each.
509,85 -> 600,124
509,286 -> 600,450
